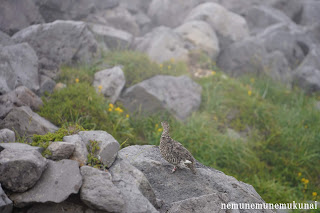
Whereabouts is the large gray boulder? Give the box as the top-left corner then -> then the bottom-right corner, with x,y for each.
0,43 -> 39,95
121,75 -> 202,120
0,129 -> 15,143
0,149 -> 47,192
34,0 -> 118,22
134,27 -> 189,63
10,160 -> 82,207
119,0 -> 151,13
109,158 -> 158,213
89,24 -> 133,50
243,5 -> 292,34
174,21 -> 220,60
0,0 -> 43,35
0,184 -> 12,213
148,0 -> 200,28
86,6 -> 140,36
184,2 -> 249,49
0,106 -> 58,140
271,0 -> 303,21
93,66 -> 126,103
0,31 -> 14,47
118,145 -> 273,213
39,75 -> 56,96
12,20 -> 98,79
63,131 -> 120,167
0,86 -> 43,119
80,166 -> 125,212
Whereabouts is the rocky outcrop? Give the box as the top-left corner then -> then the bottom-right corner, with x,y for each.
0,0 -> 43,35
0,43 -> 39,95
0,149 -> 47,192
0,129 -> 15,143
118,145 -> 273,213
0,86 -> 43,119
93,66 -> 126,103
12,20 -> 98,79
134,27 -> 189,63
121,75 -> 202,120
10,160 -> 82,207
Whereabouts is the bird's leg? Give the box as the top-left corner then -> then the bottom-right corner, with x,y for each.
171,166 -> 177,173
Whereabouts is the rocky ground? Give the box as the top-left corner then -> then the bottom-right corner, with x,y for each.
1,0 -> 320,212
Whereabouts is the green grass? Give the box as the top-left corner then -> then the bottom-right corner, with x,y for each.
34,50 -> 320,206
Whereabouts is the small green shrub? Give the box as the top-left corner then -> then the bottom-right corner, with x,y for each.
87,140 -> 105,169
31,124 -> 85,156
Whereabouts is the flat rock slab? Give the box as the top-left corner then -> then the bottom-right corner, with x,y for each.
0,184 -> 12,213
121,75 -> 202,120
0,143 -> 43,153
80,166 -> 125,212
0,149 -> 47,192
109,159 -> 158,213
118,145 -> 273,213
10,160 -> 82,207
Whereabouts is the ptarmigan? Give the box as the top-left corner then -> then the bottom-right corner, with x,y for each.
159,121 -> 197,174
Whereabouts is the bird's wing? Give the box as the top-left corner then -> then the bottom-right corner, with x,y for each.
171,139 -> 194,161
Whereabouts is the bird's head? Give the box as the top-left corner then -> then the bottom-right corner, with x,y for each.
161,121 -> 170,130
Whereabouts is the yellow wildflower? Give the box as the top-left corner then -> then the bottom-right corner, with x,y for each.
250,78 -> 255,83
248,90 -> 252,96
155,124 -> 159,128
98,85 -> 103,92
126,114 -> 129,118
298,172 -> 302,177
157,128 -> 163,132
75,78 -> 79,83
170,58 -> 175,63
305,179 -> 309,184
213,116 -> 218,121
312,192 -> 317,197
159,64 -> 163,69
108,108 -> 112,112
301,178 -> 306,182
211,71 -> 216,75
304,125 -> 308,129
115,107 -> 123,113
109,103 -> 114,108
168,65 -> 171,70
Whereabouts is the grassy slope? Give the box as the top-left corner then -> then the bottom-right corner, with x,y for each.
38,51 -> 320,205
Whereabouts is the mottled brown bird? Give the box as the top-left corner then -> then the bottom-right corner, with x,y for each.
159,121 -> 197,174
